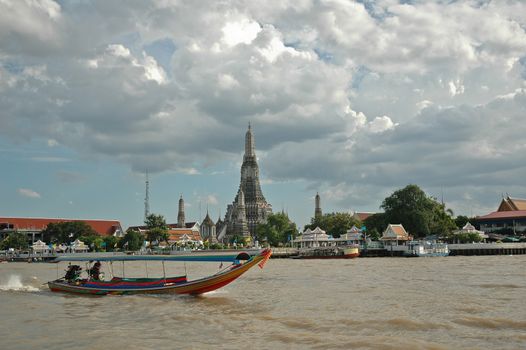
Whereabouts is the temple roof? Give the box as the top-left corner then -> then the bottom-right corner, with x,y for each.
381,224 -> 410,240
476,210 -> 526,221
497,196 -> 526,211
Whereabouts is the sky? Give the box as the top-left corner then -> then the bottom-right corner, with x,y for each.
1,0 -> 525,230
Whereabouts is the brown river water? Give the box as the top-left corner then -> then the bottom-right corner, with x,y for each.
0,255 -> 525,350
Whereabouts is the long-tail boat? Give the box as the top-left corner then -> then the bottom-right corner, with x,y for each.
47,249 -> 271,296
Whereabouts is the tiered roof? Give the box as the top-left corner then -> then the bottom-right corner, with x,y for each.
477,195 -> 526,221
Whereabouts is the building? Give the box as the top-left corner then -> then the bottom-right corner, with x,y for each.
352,212 -> 375,222
128,195 -> 202,246
380,224 -> 411,246
339,225 -> 363,244
293,227 -> 335,249
223,124 -> 272,243
452,222 -> 487,242
0,217 -> 124,243
200,211 -> 217,243
476,195 -> 526,234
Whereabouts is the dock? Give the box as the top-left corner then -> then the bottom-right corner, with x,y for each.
271,243 -> 526,258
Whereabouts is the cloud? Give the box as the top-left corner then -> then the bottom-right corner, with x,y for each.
18,188 -> 41,198
1,0 -> 525,216
56,171 -> 86,183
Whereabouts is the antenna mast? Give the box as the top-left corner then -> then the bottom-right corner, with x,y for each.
144,170 -> 150,221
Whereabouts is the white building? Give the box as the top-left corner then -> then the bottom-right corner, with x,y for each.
292,227 -> 335,248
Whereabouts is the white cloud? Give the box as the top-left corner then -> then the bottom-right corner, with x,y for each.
221,18 -> 261,47
367,116 -> 396,133
1,0 -> 525,217
18,188 -> 41,198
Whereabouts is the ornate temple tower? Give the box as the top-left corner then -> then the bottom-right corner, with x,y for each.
234,190 -> 250,238
177,195 -> 185,228
224,124 -> 272,241
315,192 -> 322,219
200,210 -> 217,243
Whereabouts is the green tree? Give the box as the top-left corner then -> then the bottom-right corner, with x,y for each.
455,215 -> 470,229
364,213 -> 388,238
41,221 -> 98,244
103,235 -> 120,252
453,232 -> 484,243
144,213 -> 169,246
119,229 -> 144,251
381,184 -> 456,238
305,212 -> 361,238
256,212 -> 297,246
0,231 -> 28,250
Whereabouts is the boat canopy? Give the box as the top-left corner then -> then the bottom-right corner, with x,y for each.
52,252 -> 253,263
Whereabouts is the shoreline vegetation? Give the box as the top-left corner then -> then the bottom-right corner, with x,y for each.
1,185 -> 525,255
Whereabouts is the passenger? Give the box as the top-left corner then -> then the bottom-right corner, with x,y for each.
89,261 -> 102,281
64,264 -> 82,283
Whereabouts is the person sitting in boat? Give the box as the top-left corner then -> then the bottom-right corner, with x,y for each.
64,264 -> 82,283
89,261 -> 102,281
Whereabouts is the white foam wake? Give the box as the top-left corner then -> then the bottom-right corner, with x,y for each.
0,275 -> 39,292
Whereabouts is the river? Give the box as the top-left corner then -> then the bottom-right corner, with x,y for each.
1,255 -> 525,349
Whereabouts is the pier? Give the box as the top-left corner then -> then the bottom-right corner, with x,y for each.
448,243 -> 526,256
271,243 -> 526,258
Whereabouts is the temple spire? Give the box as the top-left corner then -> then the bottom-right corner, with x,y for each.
315,192 -> 322,219
245,122 -> 255,158
177,195 -> 185,228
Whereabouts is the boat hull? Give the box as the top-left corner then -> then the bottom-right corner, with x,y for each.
293,247 -> 359,259
48,249 -> 272,296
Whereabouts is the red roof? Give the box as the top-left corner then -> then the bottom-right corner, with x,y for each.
476,210 -> 526,221
354,212 -> 375,221
0,217 -> 122,236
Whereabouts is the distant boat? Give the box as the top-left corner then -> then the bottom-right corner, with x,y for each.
404,241 -> 449,257
47,249 -> 272,295
292,245 -> 359,259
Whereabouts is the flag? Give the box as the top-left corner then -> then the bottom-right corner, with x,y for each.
258,250 -> 272,269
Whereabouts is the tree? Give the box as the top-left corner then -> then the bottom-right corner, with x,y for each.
381,184 -> 456,238
363,213 -> 388,240
455,215 -> 470,229
41,221 -> 98,244
256,213 -> 297,246
144,213 -> 169,246
453,232 -> 484,243
119,229 -> 144,251
0,231 -> 28,250
305,212 -> 361,238
79,235 -> 106,252
103,235 -> 120,252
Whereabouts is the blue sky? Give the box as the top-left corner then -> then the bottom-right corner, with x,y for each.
1,0 -> 526,229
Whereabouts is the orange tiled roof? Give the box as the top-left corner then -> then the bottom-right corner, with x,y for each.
0,217 -> 122,236
381,224 -> 410,240
167,229 -> 202,242
497,197 -> 526,211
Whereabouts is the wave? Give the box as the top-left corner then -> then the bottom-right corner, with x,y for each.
453,316 -> 526,330
477,283 -> 523,289
0,275 -> 40,292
